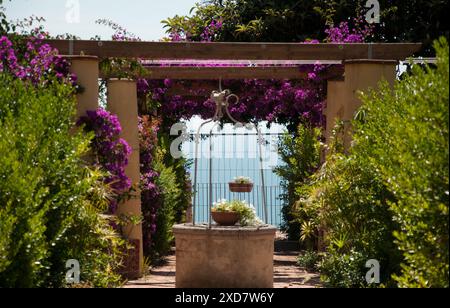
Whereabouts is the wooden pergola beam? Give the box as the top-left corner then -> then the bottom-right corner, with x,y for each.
99,64 -> 344,80
147,66 -> 307,80
46,39 -> 422,60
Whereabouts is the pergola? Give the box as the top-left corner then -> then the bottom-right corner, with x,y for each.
45,39 -> 421,279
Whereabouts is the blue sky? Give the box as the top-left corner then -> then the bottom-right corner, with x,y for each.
4,0 -> 198,40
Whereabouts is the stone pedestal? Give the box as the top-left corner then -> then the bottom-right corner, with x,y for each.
173,224 -> 277,288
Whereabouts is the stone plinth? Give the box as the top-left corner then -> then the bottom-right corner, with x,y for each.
173,224 -> 277,288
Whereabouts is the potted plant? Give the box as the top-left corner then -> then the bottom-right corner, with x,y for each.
211,199 -> 262,226
229,176 -> 254,193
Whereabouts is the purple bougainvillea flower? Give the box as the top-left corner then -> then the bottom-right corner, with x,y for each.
78,108 -> 133,214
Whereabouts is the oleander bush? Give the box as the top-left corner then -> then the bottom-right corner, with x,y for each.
0,74 -> 124,287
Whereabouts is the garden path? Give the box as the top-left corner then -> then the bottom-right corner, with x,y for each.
124,250 -> 322,288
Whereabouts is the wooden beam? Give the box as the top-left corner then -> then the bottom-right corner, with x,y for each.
165,82 -> 218,96
139,66 -> 307,80
100,64 -> 344,80
46,39 -> 422,60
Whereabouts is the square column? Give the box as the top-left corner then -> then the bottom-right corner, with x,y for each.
325,78 -> 345,146
320,60 -> 398,251
326,60 -> 397,149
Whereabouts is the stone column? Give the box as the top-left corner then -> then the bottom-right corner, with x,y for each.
325,61 -> 397,148
341,60 -> 397,148
319,60 -> 397,251
107,79 -> 143,278
325,78 -> 345,146
68,56 -> 99,118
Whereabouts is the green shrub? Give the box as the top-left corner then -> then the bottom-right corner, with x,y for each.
357,38 -> 449,287
307,38 -> 449,288
151,155 -> 181,262
274,125 -> 321,243
158,134 -> 192,224
306,126 -> 401,287
297,250 -> 321,272
0,74 -> 124,287
318,249 -> 368,288
147,133 -> 191,263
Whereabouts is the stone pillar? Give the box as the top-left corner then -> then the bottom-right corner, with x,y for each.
325,79 -> 345,146
341,60 -> 397,148
319,60 -> 397,251
325,61 -> 397,147
107,79 -> 143,278
68,56 -> 99,118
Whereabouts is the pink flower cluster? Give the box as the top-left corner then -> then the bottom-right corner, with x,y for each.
0,35 -> 76,84
136,21 -> 372,130
137,71 -> 326,130
139,116 -> 161,255
200,19 -> 223,42
77,108 -> 132,214
325,17 -> 374,43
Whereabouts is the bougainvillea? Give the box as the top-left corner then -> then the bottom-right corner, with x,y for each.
0,34 -> 76,84
325,17 -> 374,43
200,19 -> 224,42
77,108 -> 132,214
139,116 -> 161,256
135,20 -> 371,130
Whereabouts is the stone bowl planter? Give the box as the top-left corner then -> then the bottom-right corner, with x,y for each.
211,211 -> 240,226
229,182 -> 253,193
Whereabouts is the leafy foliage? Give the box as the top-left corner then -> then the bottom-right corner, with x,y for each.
274,125 -> 321,243
150,154 -> 181,262
141,130 -> 191,263
305,38 -> 449,288
163,0 -> 448,54
162,0 -> 326,42
357,38 -> 449,287
297,250 -> 322,272
308,129 -> 401,287
0,74 -> 124,287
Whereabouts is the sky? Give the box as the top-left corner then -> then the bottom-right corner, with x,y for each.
4,0 -> 199,40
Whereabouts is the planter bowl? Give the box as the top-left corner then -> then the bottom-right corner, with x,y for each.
229,182 -> 254,193
211,211 -> 240,226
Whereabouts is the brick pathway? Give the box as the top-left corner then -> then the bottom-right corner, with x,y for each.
124,251 -> 321,288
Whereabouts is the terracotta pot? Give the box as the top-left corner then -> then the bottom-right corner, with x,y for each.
212,211 -> 240,226
229,182 -> 254,193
